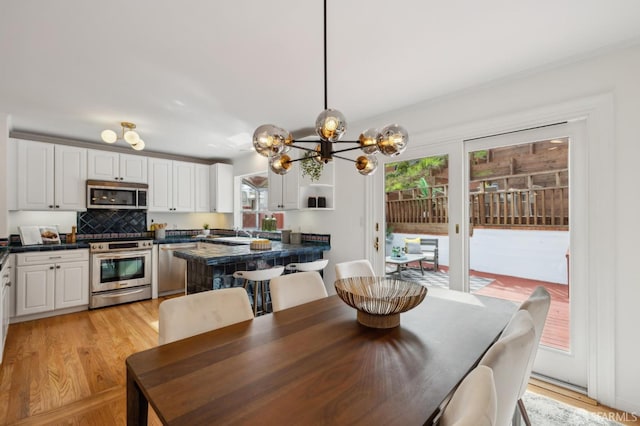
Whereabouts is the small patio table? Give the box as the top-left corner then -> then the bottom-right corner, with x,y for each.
385,253 -> 426,278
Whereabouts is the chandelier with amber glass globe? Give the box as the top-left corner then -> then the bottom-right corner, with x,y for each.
252,0 -> 408,176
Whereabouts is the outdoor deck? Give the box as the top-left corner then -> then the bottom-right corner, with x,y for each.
388,262 -> 569,351
470,269 -> 569,351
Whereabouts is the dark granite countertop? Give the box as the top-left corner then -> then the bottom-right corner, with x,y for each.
173,241 -> 330,266
8,242 -> 91,253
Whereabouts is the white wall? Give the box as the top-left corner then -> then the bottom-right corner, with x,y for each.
0,113 -> 9,238
390,229 -> 569,284
345,44 -> 640,413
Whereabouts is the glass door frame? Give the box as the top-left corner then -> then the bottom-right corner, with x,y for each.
368,138 -> 464,291
365,93 -> 615,404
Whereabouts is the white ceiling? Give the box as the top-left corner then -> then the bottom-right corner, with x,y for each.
2,0 -> 640,161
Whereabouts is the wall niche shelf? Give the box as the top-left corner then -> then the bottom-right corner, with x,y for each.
299,161 -> 335,211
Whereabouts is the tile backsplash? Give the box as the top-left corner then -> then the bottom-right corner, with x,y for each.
78,210 -> 147,234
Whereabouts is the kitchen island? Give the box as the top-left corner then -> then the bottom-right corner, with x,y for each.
173,240 -> 330,294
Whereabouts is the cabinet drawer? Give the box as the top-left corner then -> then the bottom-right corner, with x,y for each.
17,249 -> 89,266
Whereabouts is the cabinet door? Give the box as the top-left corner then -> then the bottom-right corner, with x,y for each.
54,145 -> 87,210
281,164 -> 300,210
268,171 -> 284,211
268,163 -> 299,211
120,153 -> 148,183
16,265 -> 55,316
54,261 -> 89,309
17,140 -> 55,210
195,164 -> 210,212
7,139 -> 17,210
211,163 -> 233,213
1,283 -> 8,357
173,161 -> 195,212
148,158 -> 173,211
87,149 -> 120,181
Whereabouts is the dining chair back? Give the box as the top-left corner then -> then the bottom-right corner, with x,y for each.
335,259 -> 375,280
479,310 -> 536,426
233,266 -> 285,315
439,365 -> 497,426
515,286 -> 551,425
158,287 -> 253,345
270,271 -> 328,312
285,259 -> 329,273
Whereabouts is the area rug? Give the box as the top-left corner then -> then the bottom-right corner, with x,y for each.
522,391 -> 624,426
385,266 -> 493,292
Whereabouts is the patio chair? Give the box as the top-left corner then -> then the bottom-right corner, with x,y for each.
419,238 -> 439,271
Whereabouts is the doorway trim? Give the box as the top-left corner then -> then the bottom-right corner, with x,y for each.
365,92 -> 615,405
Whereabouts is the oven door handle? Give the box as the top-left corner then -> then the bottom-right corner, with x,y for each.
99,288 -> 146,298
93,251 -> 150,260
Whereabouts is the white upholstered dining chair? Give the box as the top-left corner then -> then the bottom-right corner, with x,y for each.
335,259 -> 375,280
514,286 -> 551,425
158,287 -> 253,345
270,271 -> 328,312
478,310 -> 536,426
439,365 -> 497,426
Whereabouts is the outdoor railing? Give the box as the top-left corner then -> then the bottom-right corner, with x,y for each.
386,185 -> 568,230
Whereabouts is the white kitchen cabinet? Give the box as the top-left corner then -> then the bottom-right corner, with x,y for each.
15,250 -> 89,317
269,161 -> 299,210
87,149 -> 147,183
1,255 -> 13,364
195,164 -> 210,212
210,163 -> 233,213
148,159 -> 195,212
14,139 -> 87,211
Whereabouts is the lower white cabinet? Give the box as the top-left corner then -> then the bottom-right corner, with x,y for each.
1,255 -> 13,363
16,250 -> 89,317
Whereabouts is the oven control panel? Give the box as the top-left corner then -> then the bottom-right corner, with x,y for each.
90,240 -> 154,253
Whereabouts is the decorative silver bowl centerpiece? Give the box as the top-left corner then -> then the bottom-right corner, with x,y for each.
334,276 -> 428,329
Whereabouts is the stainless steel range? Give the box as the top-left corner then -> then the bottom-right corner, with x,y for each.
89,239 -> 153,308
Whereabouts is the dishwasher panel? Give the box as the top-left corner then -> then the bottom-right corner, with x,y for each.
158,244 -> 196,296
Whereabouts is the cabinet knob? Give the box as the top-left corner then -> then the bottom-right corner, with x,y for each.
55,205 -> 60,208
49,266 -> 54,270
56,265 -> 61,269
6,282 -> 10,287
49,205 -> 54,208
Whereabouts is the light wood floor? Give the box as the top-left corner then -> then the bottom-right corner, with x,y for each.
0,297 -> 637,425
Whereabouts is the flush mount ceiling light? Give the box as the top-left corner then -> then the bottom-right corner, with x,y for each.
100,122 -> 145,151
252,0 -> 408,176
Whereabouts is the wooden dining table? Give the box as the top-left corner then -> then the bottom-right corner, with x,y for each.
126,287 -> 516,425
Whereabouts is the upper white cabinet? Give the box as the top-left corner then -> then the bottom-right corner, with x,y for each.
14,139 -> 87,211
148,159 -> 195,212
87,150 -> 147,183
210,163 -> 233,213
269,161 -> 299,211
195,164 -> 210,213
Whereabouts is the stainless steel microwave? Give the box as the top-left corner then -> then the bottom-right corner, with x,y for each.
87,180 -> 148,210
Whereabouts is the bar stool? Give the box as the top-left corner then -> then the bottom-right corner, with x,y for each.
233,266 -> 284,315
284,259 -> 329,273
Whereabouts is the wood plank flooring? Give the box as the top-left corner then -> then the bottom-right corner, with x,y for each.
471,269 -> 570,350
0,296 -> 635,425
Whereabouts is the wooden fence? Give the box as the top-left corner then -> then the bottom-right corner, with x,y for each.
386,184 -> 568,233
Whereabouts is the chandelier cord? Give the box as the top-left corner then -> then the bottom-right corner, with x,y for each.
323,0 -> 328,111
